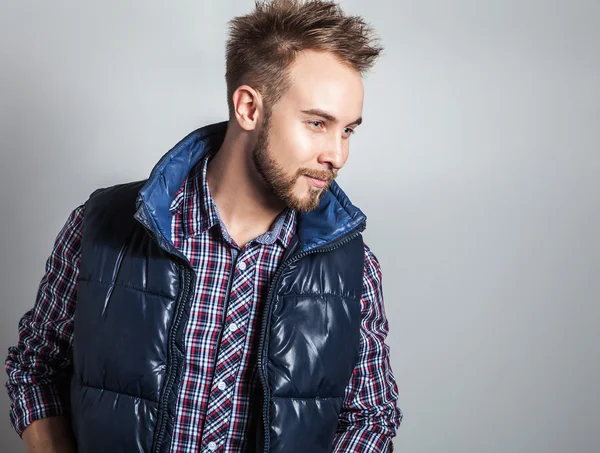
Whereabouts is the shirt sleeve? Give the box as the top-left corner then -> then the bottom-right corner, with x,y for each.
331,243 -> 403,452
4,205 -> 85,436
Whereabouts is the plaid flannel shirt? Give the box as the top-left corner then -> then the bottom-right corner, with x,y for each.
6,153 -> 402,452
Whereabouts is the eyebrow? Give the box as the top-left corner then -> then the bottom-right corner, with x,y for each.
301,108 -> 363,127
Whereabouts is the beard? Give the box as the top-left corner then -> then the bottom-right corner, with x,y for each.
251,111 -> 335,213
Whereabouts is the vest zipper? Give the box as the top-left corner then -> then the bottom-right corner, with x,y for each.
257,223 -> 366,453
153,262 -> 192,453
136,216 -> 195,453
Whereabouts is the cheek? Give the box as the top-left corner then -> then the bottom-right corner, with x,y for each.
286,124 -> 318,163
269,119 -> 320,168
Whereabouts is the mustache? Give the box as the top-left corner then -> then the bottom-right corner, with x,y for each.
300,168 -> 336,183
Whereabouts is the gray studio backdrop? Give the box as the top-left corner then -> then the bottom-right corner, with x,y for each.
1,1 -> 599,452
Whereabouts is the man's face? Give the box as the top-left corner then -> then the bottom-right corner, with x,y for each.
252,50 -> 364,213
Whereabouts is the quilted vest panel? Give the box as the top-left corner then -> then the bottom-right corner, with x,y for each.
70,182 -> 191,453
264,236 -> 364,453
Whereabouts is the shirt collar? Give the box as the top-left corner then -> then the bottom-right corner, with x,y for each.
170,153 -> 297,248
135,121 -> 366,256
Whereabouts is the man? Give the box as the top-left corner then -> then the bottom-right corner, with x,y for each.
5,1 -> 402,452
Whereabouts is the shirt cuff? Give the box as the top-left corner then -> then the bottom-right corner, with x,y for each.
7,383 -> 68,437
332,427 -> 394,453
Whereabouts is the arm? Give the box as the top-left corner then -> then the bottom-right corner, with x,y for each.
22,416 -> 77,453
4,205 -> 85,452
331,243 -> 403,452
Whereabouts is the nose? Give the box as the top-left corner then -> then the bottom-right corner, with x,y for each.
318,132 -> 346,171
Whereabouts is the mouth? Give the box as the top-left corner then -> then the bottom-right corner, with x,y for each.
304,175 -> 329,189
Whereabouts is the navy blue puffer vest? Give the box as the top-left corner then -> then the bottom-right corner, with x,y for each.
69,122 -> 367,453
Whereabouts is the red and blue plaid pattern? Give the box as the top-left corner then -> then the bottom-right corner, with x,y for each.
6,153 -> 402,452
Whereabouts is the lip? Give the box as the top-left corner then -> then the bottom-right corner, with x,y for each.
305,175 -> 328,189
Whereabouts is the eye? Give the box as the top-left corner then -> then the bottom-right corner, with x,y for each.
308,120 -> 325,129
343,127 -> 355,137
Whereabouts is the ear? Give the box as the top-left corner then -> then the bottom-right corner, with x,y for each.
231,85 -> 264,132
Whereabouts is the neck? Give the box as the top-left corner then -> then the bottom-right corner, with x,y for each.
206,122 -> 287,246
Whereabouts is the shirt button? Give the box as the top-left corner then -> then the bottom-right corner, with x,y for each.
229,322 -> 238,332
207,441 -> 218,451
217,381 -> 227,391
238,261 -> 247,271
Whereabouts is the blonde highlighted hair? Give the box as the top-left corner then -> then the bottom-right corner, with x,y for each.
225,0 -> 383,117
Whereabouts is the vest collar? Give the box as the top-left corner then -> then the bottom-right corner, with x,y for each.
134,121 -> 366,254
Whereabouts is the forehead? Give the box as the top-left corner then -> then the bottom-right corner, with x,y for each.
283,50 -> 364,118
